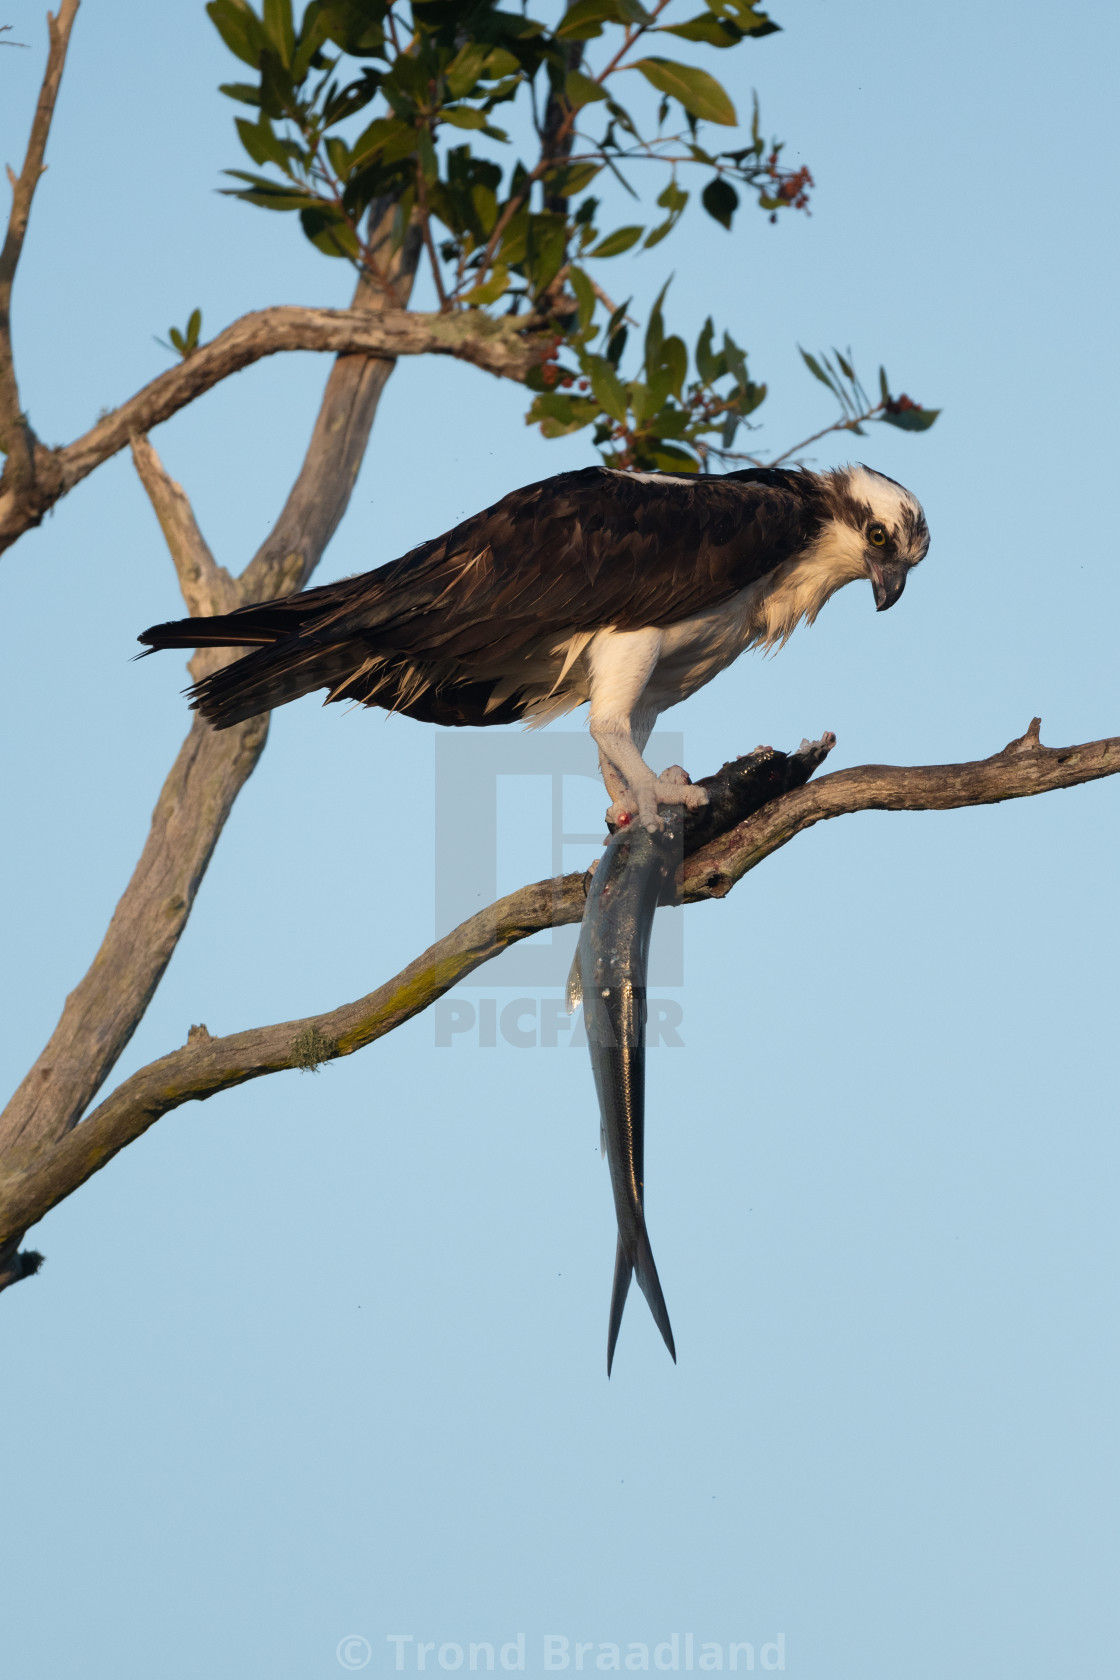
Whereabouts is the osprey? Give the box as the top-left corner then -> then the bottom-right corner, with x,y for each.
139,463 -> 929,826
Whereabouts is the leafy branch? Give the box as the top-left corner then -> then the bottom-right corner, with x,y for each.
527,302 -> 938,472
206,3 -> 933,476
155,306 -> 203,360
207,0 -> 811,319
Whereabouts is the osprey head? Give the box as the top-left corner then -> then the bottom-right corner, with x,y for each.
826,464 -> 930,612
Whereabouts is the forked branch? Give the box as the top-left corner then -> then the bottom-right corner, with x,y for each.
0,215 -> 422,1178
0,718 -> 1115,1262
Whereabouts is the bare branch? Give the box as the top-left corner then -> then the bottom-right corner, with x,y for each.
2,719 -> 1115,1259
0,711 -> 271,1179
0,206 -> 423,1173
766,400 -> 885,468
678,719 -> 1120,899
129,434 -> 238,620
0,303 -> 547,559
0,0 -> 80,476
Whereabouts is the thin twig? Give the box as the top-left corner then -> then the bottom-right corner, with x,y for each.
469,0 -> 672,297
415,159 -> 451,311
0,0 -> 80,477
768,401 -> 884,467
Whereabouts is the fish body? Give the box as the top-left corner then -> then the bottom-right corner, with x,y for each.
572,812 -> 683,1374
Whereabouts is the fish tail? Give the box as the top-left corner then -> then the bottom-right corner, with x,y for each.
606,1227 -> 676,1376
606,1236 -> 632,1378
634,1223 -> 677,1366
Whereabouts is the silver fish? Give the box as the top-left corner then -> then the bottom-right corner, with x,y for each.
569,808 -> 683,1376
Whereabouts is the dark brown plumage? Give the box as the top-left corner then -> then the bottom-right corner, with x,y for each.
138,465 -> 828,730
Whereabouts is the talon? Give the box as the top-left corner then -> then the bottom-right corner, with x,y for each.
652,771 -> 708,811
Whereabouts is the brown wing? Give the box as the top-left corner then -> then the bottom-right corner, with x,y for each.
139,466 -> 823,728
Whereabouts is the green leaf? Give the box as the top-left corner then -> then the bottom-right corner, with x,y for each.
879,366 -> 890,403
632,59 -> 737,126
325,135 -> 351,180
587,225 -> 644,258
441,106 -> 489,129
445,43 -> 490,99
299,204 -> 360,258
568,265 -> 596,334
644,178 -> 688,249
881,404 -> 940,432
628,379 -> 655,426
722,331 -> 750,391
235,115 -> 292,172
587,356 -> 630,424
350,116 -> 418,171
219,81 -> 261,105
701,177 -> 738,229
545,161 -> 602,200
720,0 -> 781,37
484,48 -> 522,77
657,178 -> 688,213
565,69 -> 608,109
649,442 -> 700,471
660,15 -> 742,47
262,0 -> 295,67
835,349 -> 855,382
525,212 -> 568,294
185,307 -> 202,349
527,392 -> 600,437
695,318 -> 720,384
462,264 -> 510,306
206,0 -> 264,70
291,7 -> 334,81
660,335 -> 688,400
799,347 -> 839,393
556,0 -> 627,40
258,49 -> 295,119
318,0 -> 388,57
644,278 -> 669,371
416,125 -> 438,184
220,170 -> 319,209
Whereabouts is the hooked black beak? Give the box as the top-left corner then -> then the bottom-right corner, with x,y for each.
870,559 -> 909,612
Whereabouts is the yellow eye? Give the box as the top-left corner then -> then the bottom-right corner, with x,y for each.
868,524 -> 887,547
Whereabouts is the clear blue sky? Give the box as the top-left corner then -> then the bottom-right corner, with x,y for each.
1,3 -> 1118,1677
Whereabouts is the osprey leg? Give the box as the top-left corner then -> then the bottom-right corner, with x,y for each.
587,628 -> 708,830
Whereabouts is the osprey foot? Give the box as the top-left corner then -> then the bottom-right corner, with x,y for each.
605,767 -> 708,832
636,766 -> 709,832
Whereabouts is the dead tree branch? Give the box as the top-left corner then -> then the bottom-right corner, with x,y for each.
677,717 -> 1120,899
1,718 -> 1115,1263
0,303 -> 547,556
0,205 -> 422,1183
0,0 -> 80,480
129,434 -> 238,621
